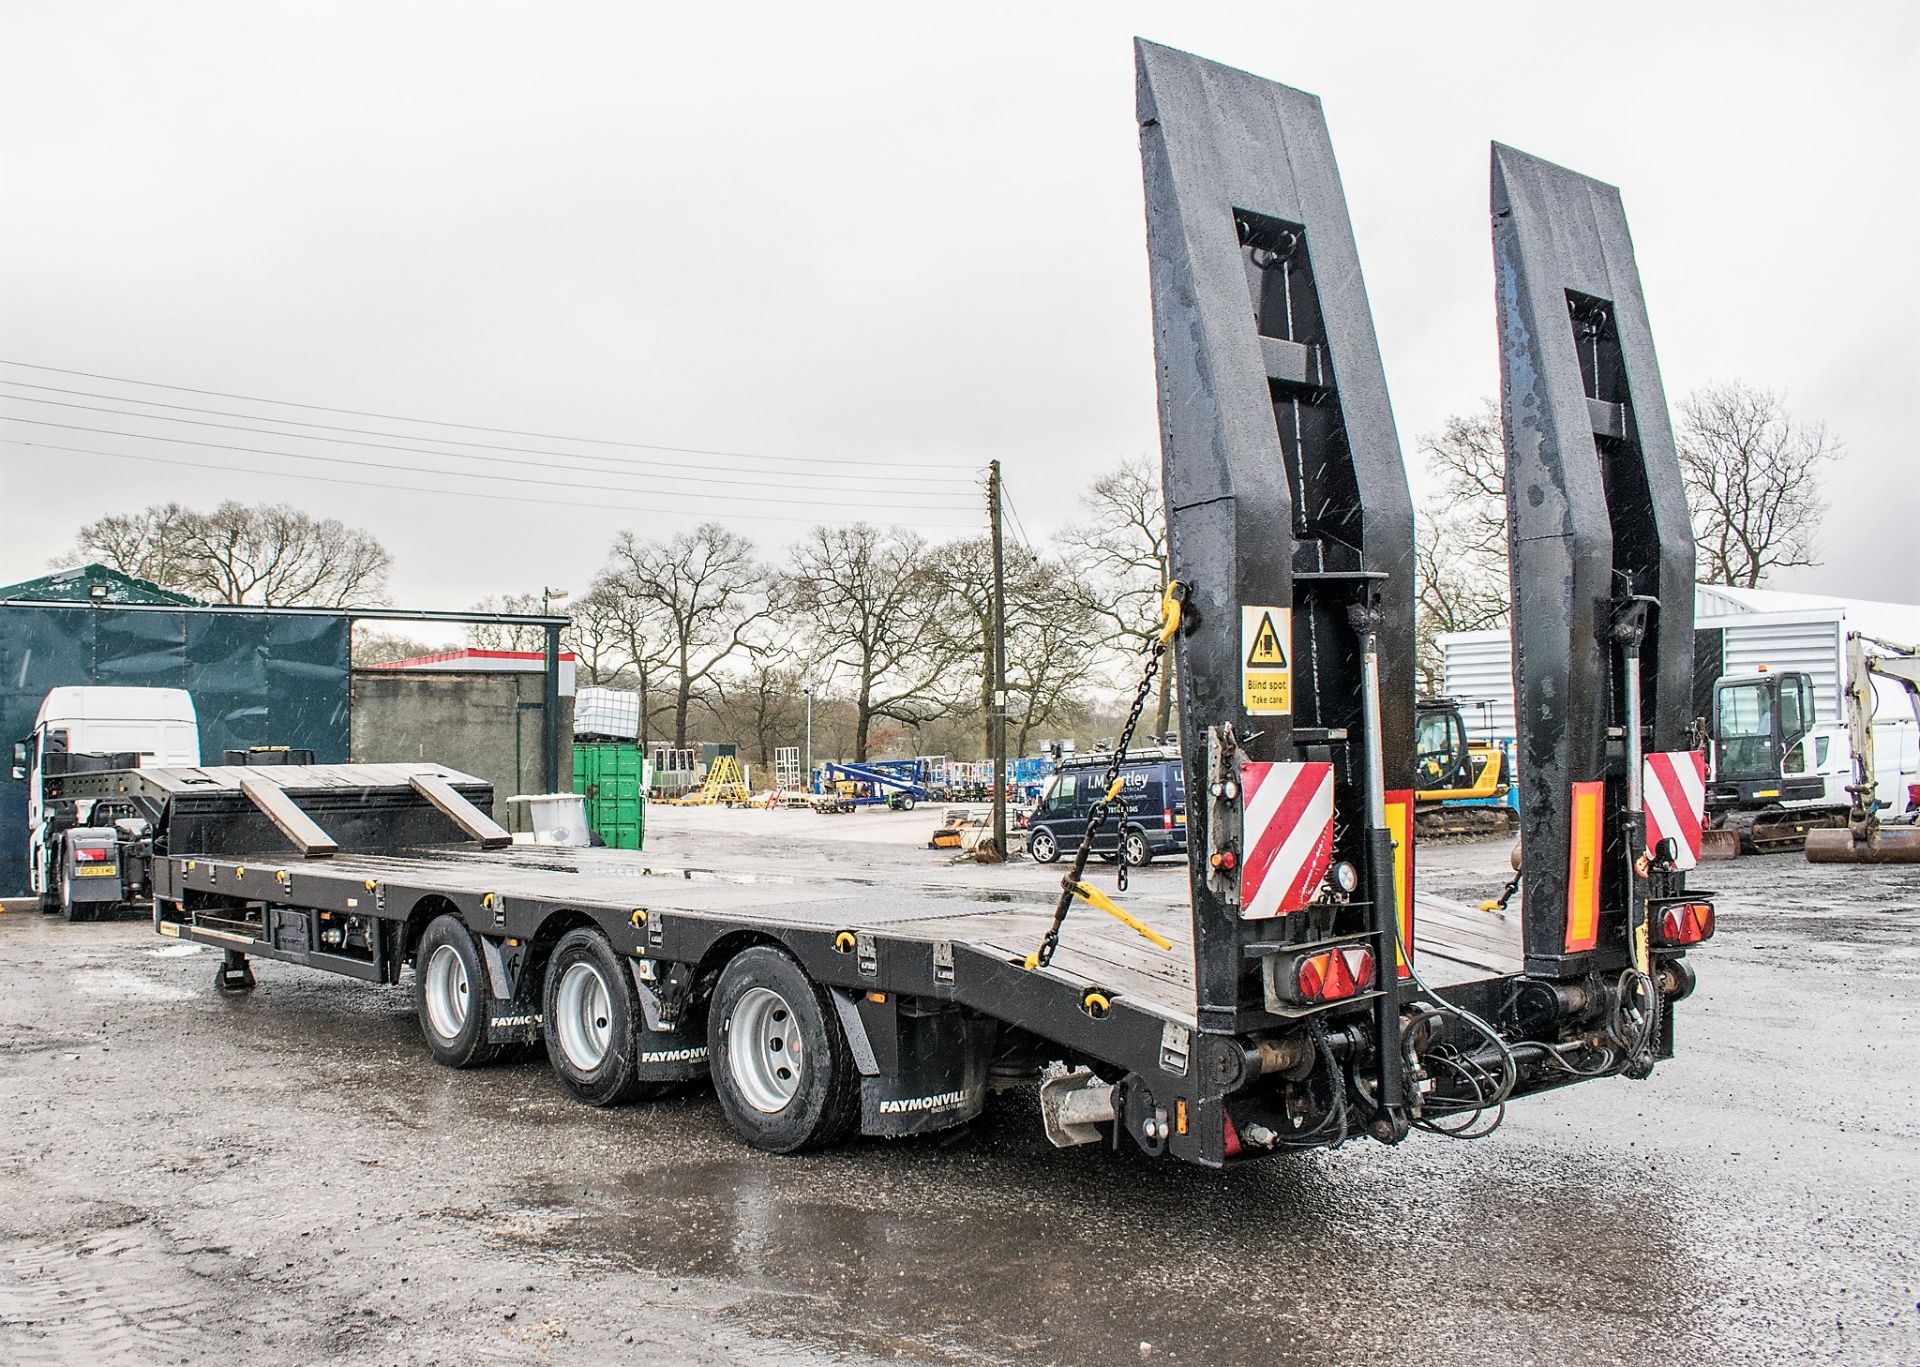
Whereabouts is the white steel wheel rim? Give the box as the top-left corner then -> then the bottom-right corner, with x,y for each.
424,944 -> 470,1040
554,961 -> 614,1070
729,986 -> 804,1114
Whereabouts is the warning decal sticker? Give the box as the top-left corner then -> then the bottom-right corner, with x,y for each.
1241,605 -> 1292,715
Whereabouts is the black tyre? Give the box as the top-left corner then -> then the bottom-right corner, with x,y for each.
707,946 -> 860,1154
1122,829 -> 1153,868
896,794 -> 915,812
415,914 -> 499,1068
58,869 -> 86,923
1028,828 -> 1060,863
542,927 -> 655,1106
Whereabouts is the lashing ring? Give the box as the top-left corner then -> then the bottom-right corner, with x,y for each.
833,930 -> 858,954
1081,990 -> 1113,1019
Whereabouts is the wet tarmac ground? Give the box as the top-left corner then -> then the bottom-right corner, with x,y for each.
1,812 -> 1916,1365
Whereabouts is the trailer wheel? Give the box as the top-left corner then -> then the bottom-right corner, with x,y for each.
414,915 -> 498,1068
1028,828 -> 1060,863
707,946 -> 859,1153
58,870 -> 86,923
1121,829 -> 1152,867
542,928 -> 655,1106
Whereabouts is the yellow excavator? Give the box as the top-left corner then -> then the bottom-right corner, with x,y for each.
1804,633 -> 1920,864
1414,697 -> 1512,836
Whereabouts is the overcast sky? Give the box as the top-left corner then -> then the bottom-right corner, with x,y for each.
4,1 -> 1915,635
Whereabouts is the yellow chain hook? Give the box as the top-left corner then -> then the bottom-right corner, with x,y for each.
1156,581 -> 1184,646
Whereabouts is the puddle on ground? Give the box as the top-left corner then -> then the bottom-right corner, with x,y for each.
71,968 -> 196,1002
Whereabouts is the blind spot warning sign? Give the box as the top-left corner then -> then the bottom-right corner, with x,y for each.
1241,606 -> 1292,715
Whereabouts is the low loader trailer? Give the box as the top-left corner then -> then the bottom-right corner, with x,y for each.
73,44 -> 1713,1168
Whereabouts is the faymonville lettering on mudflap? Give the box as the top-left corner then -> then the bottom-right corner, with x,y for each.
641,1047 -> 709,1064
878,1089 -> 970,1116
492,1014 -> 540,1028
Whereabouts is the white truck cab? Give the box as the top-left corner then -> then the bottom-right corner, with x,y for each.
15,687 -> 200,911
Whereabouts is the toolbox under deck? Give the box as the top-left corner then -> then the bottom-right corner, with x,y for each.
202,845 -> 1522,1023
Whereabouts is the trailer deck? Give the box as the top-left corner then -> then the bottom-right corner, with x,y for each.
157,841 -> 1523,1026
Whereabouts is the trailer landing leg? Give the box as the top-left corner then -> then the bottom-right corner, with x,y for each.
215,950 -> 256,994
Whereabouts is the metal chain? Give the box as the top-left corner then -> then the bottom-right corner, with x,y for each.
1032,623 -> 1171,970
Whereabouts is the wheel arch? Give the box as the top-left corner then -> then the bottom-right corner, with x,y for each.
401,893 -> 464,964
693,929 -> 786,998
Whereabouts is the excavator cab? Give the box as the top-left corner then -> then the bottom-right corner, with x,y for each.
1708,670 -> 1819,803
1415,700 -> 1473,792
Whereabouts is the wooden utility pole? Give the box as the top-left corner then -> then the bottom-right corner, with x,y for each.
988,460 -> 1009,856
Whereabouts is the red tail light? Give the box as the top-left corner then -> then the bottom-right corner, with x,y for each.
1163,807 -> 1174,831
1291,945 -> 1375,1003
74,846 -> 110,863
1657,902 -> 1715,946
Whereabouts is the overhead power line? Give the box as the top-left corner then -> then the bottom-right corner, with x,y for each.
0,379 -> 985,488
1,438 -> 982,533
0,394 -> 980,503
0,416 -> 974,514
1001,481 -> 1047,561
0,359 -> 981,474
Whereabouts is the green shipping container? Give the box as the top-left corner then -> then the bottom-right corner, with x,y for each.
573,742 -> 648,850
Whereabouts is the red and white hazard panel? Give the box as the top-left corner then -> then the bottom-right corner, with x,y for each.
1643,750 -> 1708,870
1238,761 -> 1335,919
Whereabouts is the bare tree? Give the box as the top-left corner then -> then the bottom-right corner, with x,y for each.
1678,381 -> 1842,587
54,502 -> 196,589
927,535 -> 1097,758
789,524 -> 964,761
351,630 -> 441,666
1007,604 -> 1096,754
603,522 -> 772,749
1418,398 -> 1506,558
1058,456 -> 1176,734
466,592 -> 549,651
584,571 -> 675,749
1412,401 -> 1511,692
564,581 -> 636,685
67,500 -> 391,606
1413,498 -> 1510,693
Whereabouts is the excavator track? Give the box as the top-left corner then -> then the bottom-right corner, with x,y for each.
1414,805 -> 1514,840
1703,807 -> 1847,858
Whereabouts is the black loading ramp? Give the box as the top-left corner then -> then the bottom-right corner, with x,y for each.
1492,146 -> 1698,984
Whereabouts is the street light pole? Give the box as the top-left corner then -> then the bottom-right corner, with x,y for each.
804,687 -> 814,790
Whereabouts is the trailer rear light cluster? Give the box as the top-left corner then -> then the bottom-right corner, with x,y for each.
1657,901 -> 1715,947
1287,945 -> 1375,1004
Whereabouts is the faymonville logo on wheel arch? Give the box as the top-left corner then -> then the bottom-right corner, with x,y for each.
877,1088 -> 971,1115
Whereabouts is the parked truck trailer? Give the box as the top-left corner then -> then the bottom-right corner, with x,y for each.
57,43 -> 1716,1168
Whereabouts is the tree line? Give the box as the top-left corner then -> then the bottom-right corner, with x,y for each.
460,477 -> 1174,764
59,376 -> 1840,754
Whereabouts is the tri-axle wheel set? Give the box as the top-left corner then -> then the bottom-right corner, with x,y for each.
214,913 -> 867,1153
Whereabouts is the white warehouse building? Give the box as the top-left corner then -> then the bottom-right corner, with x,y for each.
1438,584 -> 1920,737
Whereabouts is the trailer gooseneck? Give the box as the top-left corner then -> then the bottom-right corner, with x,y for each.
68,42 -> 1714,1169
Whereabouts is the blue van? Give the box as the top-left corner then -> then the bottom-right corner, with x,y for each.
1022,748 -> 1187,866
